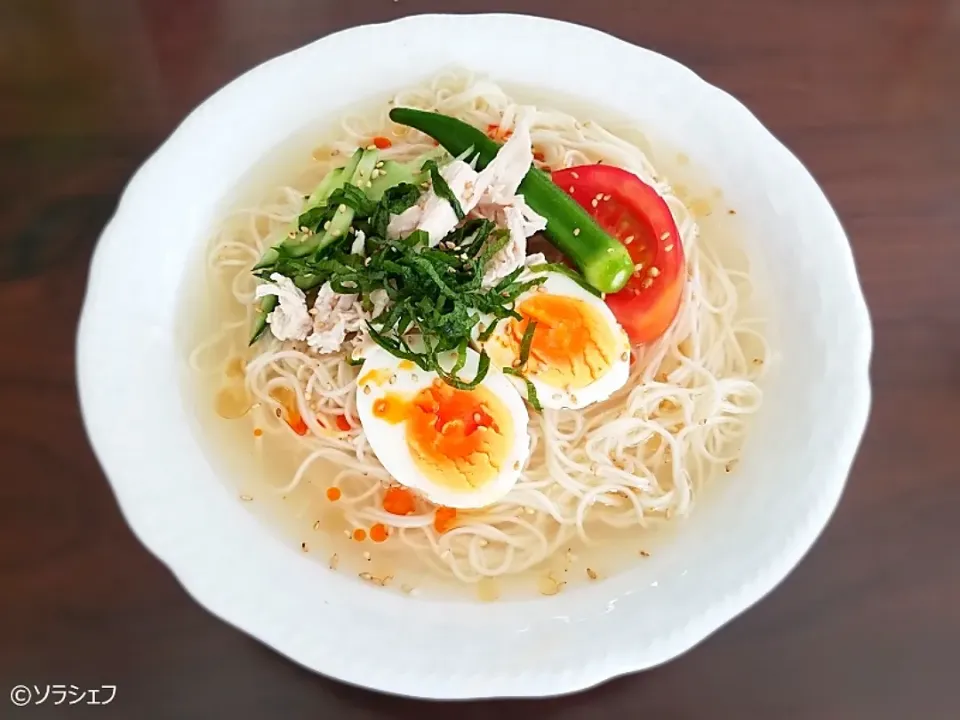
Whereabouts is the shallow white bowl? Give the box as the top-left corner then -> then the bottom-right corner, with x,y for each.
77,14 -> 872,698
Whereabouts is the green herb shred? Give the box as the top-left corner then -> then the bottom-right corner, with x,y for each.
251,165 -> 548,397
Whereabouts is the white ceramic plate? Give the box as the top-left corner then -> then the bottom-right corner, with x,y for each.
77,14 -> 871,698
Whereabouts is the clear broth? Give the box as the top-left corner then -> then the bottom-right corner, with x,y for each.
180,80 -> 763,601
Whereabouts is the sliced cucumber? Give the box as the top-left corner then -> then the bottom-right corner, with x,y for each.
317,148 -> 380,245
249,294 -> 278,345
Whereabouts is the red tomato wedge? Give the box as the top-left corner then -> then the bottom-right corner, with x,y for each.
552,165 -> 685,344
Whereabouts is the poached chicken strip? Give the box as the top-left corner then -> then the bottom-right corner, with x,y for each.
386,112 -> 546,280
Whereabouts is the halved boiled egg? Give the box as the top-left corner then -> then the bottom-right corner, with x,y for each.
477,271 -> 631,410
355,344 -> 530,509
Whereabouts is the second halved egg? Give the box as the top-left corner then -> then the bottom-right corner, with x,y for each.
477,270 -> 631,410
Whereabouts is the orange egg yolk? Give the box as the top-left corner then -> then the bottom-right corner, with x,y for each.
489,293 -> 619,389
372,380 -> 513,492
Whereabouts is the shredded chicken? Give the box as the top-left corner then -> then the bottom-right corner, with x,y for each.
254,273 -> 312,342
478,200 -> 547,287
387,110 -> 547,274
307,284 -> 389,354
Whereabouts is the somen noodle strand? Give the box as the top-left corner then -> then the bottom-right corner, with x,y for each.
193,71 -> 768,584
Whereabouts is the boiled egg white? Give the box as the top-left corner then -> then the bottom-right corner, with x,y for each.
477,271 -> 631,410
355,343 -> 530,509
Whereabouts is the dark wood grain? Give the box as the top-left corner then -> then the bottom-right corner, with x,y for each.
2,0 -> 959,718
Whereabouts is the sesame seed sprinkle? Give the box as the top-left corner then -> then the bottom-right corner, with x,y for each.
573,228 -> 581,236
624,235 -> 635,244
591,199 -> 599,208
648,266 -> 661,277
240,494 -> 253,502
664,244 -> 674,252
660,232 -> 670,241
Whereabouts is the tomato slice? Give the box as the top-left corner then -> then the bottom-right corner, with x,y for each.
552,165 -> 685,344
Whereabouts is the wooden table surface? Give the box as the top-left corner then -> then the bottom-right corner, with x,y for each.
2,0 -> 959,717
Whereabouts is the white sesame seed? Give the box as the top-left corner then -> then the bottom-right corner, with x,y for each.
660,232 -> 671,241
363,385 -> 371,395
573,228 -> 581,236
363,551 -> 371,561
624,235 -> 635,244
634,262 -> 645,273
591,199 -> 599,208
594,193 -> 604,200
323,221 -> 331,230
240,494 -> 253,502
648,267 -> 661,277
664,244 -> 674,252
603,194 -> 611,201
366,144 -> 377,150
642,278 -> 654,289
569,186 -> 575,193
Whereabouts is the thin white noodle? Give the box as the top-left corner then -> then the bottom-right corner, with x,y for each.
193,71 -> 768,583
